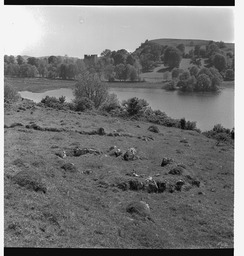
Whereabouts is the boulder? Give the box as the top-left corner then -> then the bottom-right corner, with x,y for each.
129,179 -> 144,191
123,148 -> 137,161
156,180 -> 166,193
169,166 -> 184,175
12,170 -> 47,193
97,127 -> 106,135
175,180 -> 185,191
126,201 -> 151,218
161,157 -> 173,167
148,125 -> 159,133
61,163 -> 77,173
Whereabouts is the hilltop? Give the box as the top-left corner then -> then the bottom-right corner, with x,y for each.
149,38 -> 234,53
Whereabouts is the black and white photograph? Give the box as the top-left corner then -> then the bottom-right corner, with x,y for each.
3,5 -> 236,250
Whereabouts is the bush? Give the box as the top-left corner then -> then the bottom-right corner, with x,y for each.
180,118 -> 186,129
225,69 -> 234,81
74,97 -> 94,112
59,95 -> 66,104
4,82 -> 20,102
99,93 -> 121,112
163,80 -> 177,91
74,71 -> 108,108
122,97 -> 149,116
185,121 -> 197,130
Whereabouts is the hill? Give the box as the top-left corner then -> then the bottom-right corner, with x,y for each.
4,98 -> 234,248
149,38 -> 234,53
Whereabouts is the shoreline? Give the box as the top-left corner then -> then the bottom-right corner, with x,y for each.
6,77 -> 234,93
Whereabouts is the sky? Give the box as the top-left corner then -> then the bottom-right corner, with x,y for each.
3,6 -> 234,58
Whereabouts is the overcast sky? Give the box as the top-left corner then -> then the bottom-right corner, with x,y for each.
3,6 -> 234,58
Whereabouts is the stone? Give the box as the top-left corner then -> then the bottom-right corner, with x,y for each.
161,157 -> 173,167
175,180 -> 185,191
12,170 -> 47,193
123,148 -> 137,161
156,180 -> 166,193
148,125 -> 159,133
126,201 -> 151,218
169,166 -> 184,175
97,127 -> 106,135
129,179 -> 144,191
61,163 -> 77,173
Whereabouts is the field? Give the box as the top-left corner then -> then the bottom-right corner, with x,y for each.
4,98 -> 234,248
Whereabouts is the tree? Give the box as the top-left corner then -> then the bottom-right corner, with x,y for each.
206,43 -> 220,57
225,69 -> 234,81
189,65 -> 199,77
48,56 -> 58,65
163,46 -> 182,69
196,74 -> 211,91
104,64 -> 115,81
74,71 -> 108,108
179,71 -> 190,81
212,53 -> 227,72
126,54 -> 136,65
128,65 -> 138,81
177,44 -> 185,56
17,55 -> 25,65
194,45 -> 201,57
9,55 -> 16,64
122,97 -> 149,116
38,59 -> 48,78
27,57 -> 39,67
115,64 -> 126,81
67,63 -> 78,79
113,52 -> 126,66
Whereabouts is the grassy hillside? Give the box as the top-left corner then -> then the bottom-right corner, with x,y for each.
149,38 -> 234,52
4,98 -> 234,248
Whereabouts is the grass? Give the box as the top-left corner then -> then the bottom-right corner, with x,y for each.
4,98 -> 234,248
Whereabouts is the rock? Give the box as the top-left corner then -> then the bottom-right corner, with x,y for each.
175,180 -> 185,191
26,123 -> 44,131
61,163 -> 77,173
97,127 -> 106,135
116,181 -> 130,191
148,125 -> 159,133
156,180 -> 166,193
185,175 -> 201,187
129,179 -> 144,191
73,148 -> 89,156
123,148 -> 137,161
161,157 -> 173,167
145,180 -> 158,193
12,170 -> 47,193
126,201 -> 151,218
180,138 -> 188,143
9,123 -> 23,128
169,166 -> 184,175
55,151 -> 67,159
165,183 -> 175,193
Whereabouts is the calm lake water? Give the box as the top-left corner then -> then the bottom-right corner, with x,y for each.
19,87 -> 234,131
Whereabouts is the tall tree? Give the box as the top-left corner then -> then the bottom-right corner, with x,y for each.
163,46 -> 182,69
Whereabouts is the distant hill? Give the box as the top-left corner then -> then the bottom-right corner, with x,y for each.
149,38 -> 234,53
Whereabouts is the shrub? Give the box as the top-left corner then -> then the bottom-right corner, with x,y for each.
59,95 -> 66,104
164,80 -> 177,91
185,121 -> 197,130
122,97 -> 149,116
179,71 -> 190,81
180,118 -> 186,129
213,124 -> 226,133
4,82 -> 20,102
99,93 -> 121,112
189,65 -> 199,77
225,69 -> 234,81
74,71 -> 108,108
74,97 -> 94,112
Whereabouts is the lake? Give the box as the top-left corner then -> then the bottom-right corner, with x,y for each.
19,87 -> 234,131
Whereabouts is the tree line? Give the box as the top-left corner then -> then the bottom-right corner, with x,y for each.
4,39 -> 234,83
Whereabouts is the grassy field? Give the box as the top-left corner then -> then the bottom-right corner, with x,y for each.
4,98 -> 234,248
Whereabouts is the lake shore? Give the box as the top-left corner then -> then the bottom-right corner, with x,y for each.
5,77 -> 234,93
